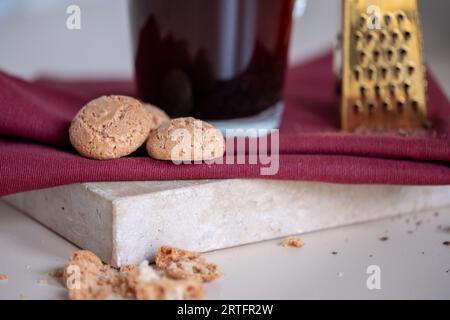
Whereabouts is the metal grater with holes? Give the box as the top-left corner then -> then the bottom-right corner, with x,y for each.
340,0 -> 427,131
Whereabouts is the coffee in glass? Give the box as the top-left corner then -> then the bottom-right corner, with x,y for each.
130,0 -> 295,120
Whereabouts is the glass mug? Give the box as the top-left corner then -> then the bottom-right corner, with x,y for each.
130,0 -> 296,121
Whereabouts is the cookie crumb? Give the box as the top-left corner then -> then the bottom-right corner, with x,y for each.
60,249 -> 209,300
38,279 -> 48,286
50,269 -> 64,279
19,293 -> 28,300
0,273 -> 8,281
156,246 -> 221,282
280,236 -> 304,248
63,250 -> 115,300
117,260 -> 204,300
443,241 -> 450,246
331,251 -> 338,255
379,236 -> 389,242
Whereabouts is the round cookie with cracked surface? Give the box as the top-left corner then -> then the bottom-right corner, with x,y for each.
69,95 -> 151,160
143,103 -> 170,129
146,117 -> 225,162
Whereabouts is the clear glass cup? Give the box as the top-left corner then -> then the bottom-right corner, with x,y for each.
130,0 -> 296,121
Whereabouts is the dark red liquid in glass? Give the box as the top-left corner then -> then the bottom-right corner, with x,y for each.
130,0 -> 294,120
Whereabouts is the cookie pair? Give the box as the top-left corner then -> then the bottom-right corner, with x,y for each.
69,95 -> 224,161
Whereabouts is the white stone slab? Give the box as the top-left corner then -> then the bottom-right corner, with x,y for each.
3,180 -> 450,267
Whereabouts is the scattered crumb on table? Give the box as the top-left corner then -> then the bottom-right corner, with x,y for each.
379,236 -> 389,242
0,273 -> 8,281
156,246 -> 221,282
19,293 -> 28,299
60,247 -> 220,300
331,251 -> 338,255
443,241 -> 450,246
49,269 -> 63,279
38,278 -> 48,286
280,236 -> 304,248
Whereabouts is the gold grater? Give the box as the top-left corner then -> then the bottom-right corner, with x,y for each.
340,0 -> 427,131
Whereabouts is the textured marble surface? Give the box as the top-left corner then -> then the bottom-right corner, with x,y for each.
5,180 -> 450,267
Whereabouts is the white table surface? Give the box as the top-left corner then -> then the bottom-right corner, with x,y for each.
1,200 -> 449,300
1,0 -> 450,300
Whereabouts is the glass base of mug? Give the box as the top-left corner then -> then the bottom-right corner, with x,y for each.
209,102 -> 284,138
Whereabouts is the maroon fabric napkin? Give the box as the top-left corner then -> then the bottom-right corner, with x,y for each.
1,53 -> 450,196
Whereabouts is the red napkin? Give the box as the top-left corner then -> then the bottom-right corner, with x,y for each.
1,53 -> 450,196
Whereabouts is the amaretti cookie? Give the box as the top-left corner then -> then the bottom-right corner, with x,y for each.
143,103 -> 170,129
146,117 -> 225,162
69,95 -> 150,160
